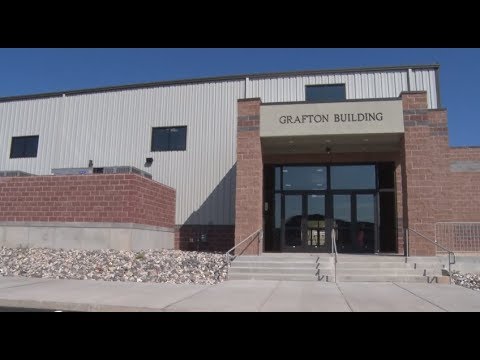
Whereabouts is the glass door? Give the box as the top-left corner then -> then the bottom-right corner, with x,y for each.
283,194 -> 303,250
282,193 -> 327,252
332,193 -> 377,253
306,194 -> 327,251
355,194 -> 375,253
333,194 -> 353,252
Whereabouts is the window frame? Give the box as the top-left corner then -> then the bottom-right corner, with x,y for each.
305,83 -> 346,103
9,135 -> 39,159
151,126 -> 187,152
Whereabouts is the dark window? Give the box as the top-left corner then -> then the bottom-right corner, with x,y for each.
10,136 -> 39,158
330,165 -> 376,190
305,84 -> 346,102
282,166 -> 327,190
151,126 -> 187,152
378,162 -> 395,189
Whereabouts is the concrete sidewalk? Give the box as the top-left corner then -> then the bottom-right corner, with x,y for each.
0,276 -> 479,312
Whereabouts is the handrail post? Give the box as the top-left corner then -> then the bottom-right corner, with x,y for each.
405,227 -> 456,285
406,228 -> 409,257
448,252 -> 451,284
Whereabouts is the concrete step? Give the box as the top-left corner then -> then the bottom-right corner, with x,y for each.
259,253 -> 331,258
336,256 -> 406,263
408,256 -> 450,263
228,273 -> 324,281
229,267 -> 319,275
233,255 -> 329,262
336,275 -> 429,282
336,262 -> 413,269
336,275 -> 449,283
335,269 -> 442,276
231,261 -> 329,269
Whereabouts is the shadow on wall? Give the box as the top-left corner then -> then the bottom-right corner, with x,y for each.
177,165 -> 236,252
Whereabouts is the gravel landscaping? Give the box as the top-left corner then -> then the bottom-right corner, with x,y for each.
451,271 -> 480,291
0,247 -> 227,285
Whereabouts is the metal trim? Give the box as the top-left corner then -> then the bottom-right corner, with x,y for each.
261,97 -> 401,106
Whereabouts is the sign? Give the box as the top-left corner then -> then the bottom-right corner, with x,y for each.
260,100 -> 404,137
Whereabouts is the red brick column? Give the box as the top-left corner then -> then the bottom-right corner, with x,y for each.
401,92 -> 449,255
395,154 -> 405,255
234,99 -> 263,255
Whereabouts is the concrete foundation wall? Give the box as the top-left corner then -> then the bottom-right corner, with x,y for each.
0,222 -> 174,251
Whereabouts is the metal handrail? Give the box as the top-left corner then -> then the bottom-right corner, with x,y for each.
225,228 -> 263,267
331,226 -> 338,283
405,227 -> 456,284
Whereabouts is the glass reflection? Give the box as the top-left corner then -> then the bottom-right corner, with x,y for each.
285,195 -> 302,247
282,166 -> 326,190
331,165 -> 375,190
307,195 -> 325,247
356,194 -> 375,252
334,195 -> 352,250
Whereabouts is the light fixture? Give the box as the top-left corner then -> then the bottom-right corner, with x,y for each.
145,157 -> 153,167
325,147 -> 331,155
88,160 -> 93,168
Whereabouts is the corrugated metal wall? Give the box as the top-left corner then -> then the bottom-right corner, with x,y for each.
0,67 -> 439,225
248,69 -> 437,108
410,68 -> 438,108
1,81 -> 245,225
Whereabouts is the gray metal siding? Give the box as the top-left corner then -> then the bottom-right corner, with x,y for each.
410,68 -> 438,108
0,67 -> 439,226
1,82 -> 244,225
248,71 -> 415,104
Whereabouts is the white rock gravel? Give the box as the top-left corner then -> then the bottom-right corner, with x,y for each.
0,247 -> 227,285
451,271 -> 480,291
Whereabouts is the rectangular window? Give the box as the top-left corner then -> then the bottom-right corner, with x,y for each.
282,166 -> 327,191
330,165 -> 376,190
10,135 -> 39,158
305,84 -> 346,103
151,126 -> 187,152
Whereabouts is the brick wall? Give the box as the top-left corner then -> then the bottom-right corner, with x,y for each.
402,92 -> 448,255
0,174 -> 175,228
234,99 -> 263,255
401,92 -> 480,254
175,225 -> 235,252
442,147 -> 480,223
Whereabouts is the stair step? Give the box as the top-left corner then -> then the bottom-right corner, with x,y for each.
228,273 -> 324,281
233,255 -> 328,262
337,257 -> 405,264
335,269 -> 441,276
229,267 -> 322,275
408,257 -> 449,262
231,262 -> 330,269
336,275 -> 446,282
336,262 -> 413,269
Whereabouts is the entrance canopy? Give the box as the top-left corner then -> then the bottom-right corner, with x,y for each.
260,100 -> 404,154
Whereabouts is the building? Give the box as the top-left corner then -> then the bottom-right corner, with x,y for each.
1,64 -> 479,256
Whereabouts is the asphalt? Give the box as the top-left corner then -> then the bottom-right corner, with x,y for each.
0,276 -> 479,312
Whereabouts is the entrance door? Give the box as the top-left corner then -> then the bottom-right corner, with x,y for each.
333,193 -> 376,253
282,193 -> 327,252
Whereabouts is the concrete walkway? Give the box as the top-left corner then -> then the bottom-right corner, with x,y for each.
0,276 -> 479,312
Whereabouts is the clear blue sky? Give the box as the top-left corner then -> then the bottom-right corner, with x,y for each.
0,48 -> 478,146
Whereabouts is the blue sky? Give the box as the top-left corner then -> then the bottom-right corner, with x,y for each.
0,48 -> 478,146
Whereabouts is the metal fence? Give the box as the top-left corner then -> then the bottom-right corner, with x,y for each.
435,222 -> 480,253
